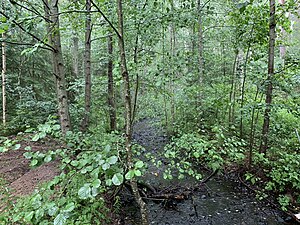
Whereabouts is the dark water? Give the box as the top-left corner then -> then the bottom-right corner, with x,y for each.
122,119 -> 298,225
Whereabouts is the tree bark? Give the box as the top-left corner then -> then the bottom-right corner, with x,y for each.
229,50 -> 238,126
197,0 -> 204,83
260,0 -> 276,154
117,0 -> 149,224
107,34 -> 116,132
44,0 -> 71,134
81,0 -> 92,131
1,30 -> 6,127
278,0 -> 286,59
71,34 -> 79,79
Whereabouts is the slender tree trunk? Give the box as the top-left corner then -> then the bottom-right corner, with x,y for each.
44,0 -> 71,134
107,34 -> 116,132
170,25 -> 176,130
117,0 -> 149,224
239,25 -> 254,138
278,0 -> 286,59
1,31 -> 6,126
197,0 -> 204,83
229,50 -> 238,126
72,34 -> 79,79
81,0 -> 92,131
248,90 -> 264,165
260,0 -> 276,153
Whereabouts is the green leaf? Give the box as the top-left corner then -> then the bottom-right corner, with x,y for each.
32,134 -> 40,142
78,184 -> 91,199
30,159 -> 39,167
92,179 -> 101,188
63,202 -> 75,213
0,16 -> 7,23
47,205 -> 58,216
54,213 -> 67,225
107,156 -> 118,165
13,144 -> 21,150
135,161 -> 144,169
25,146 -> 32,151
24,211 -> 34,222
44,155 -> 52,163
125,170 -> 135,180
134,170 -> 142,177
112,173 -> 124,186
102,163 -> 110,171
52,124 -> 61,131
91,187 -> 98,197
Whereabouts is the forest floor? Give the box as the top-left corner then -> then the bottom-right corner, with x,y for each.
0,137 -> 60,198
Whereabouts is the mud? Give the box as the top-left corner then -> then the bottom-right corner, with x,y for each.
122,118 -> 298,225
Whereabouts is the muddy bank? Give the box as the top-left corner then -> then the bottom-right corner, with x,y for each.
121,118 -> 298,225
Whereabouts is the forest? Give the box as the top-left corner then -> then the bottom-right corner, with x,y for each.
0,0 -> 300,224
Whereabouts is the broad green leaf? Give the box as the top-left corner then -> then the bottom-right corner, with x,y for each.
32,134 -> 40,142
135,161 -> 144,169
52,124 -> 61,131
105,179 -> 112,186
78,184 -> 91,199
91,187 -> 98,197
102,163 -> 110,171
125,170 -> 135,180
54,213 -> 67,225
112,173 -> 124,186
63,202 -> 75,213
44,155 -> 52,163
13,144 -> 21,150
24,211 -> 34,222
25,146 -> 32,151
107,156 -> 118,165
134,170 -> 142,177
30,159 -> 38,167
48,205 -> 58,216
104,144 -> 111,153
92,179 -> 101,188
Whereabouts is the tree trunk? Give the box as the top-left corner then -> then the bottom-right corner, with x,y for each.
72,34 -> 79,79
278,0 -> 286,60
107,34 -> 116,132
81,0 -> 92,131
117,0 -> 149,224
1,31 -> 6,127
260,0 -> 276,154
229,50 -> 238,126
197,0 -> 204,83
44,0 -> 71,134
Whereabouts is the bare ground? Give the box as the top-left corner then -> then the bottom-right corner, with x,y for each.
0,137 -> 61,198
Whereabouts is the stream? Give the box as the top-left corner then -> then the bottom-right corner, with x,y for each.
121,118 -> 298,225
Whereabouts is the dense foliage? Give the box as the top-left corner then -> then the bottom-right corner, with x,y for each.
0,0 -> 300,224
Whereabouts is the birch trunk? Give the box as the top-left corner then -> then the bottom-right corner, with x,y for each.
81,0 -> 92,131
107,34 -> 116,131
117,0 -> 149,224
1,31 -> 6,126
44,0 -> 71,134
260,0 -> 276,153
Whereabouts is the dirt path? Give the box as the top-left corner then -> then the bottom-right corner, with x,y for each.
0,138 -> 60,198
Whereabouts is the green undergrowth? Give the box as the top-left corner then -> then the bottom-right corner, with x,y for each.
0,118 -> 146,225
158,125 -> 300,212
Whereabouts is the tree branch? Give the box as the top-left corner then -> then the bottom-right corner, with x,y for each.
0,11 -> 55,52
90,0 -> 122,40
0,40 -> 52,51
8,0 -> 52,22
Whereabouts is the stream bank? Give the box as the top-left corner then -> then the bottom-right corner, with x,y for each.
120,118 -> 298,225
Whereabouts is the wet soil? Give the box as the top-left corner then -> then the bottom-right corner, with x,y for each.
0,137 -> 60,199
123,118 -> 299,225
